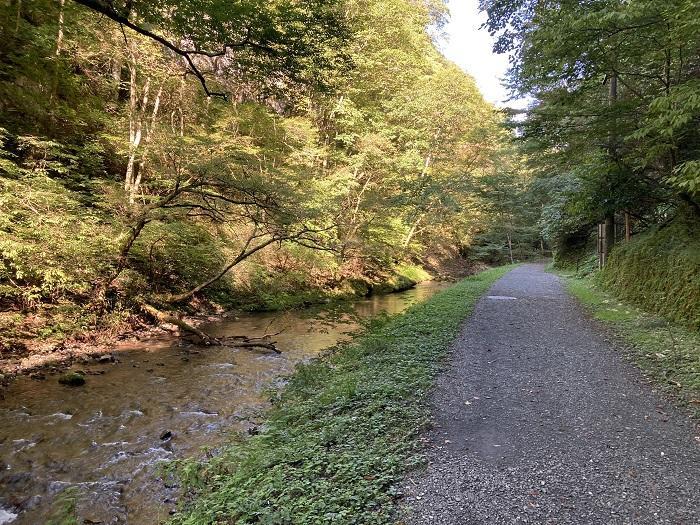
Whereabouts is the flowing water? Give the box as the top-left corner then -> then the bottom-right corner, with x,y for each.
0,282 -> 449,524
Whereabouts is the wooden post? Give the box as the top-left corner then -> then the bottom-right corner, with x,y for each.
624,211 -> 631,242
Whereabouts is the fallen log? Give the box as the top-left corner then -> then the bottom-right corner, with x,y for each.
138,303 -> 281,353
138,302 -> 218,345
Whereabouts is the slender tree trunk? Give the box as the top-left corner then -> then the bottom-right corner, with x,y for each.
15,0 -> 22,34
344,170 -> 371,246
174,75 -> 185,136
421,153 -> 432,177
125,61 -> 138,192
403,214 -> 423,248
170,235 -> 282,303
603,215 -> 615,265
49,0 -> 66,105
132,83 -> 162,203
601,73 -> 618,266
55,0 -> 65,55
507,232 -> 514,264
125,70 -> 150,202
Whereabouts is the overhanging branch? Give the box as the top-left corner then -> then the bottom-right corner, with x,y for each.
72,0 -> 276,99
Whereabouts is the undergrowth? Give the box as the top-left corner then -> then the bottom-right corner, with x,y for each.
599,215 -> 700,328
564,275 -> 700,420
167,265 -> 513,525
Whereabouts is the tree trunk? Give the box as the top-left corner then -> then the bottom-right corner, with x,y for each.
507,232 -> 514,264
403,214 -> 423,248
15,0 -> 22,34
132,83 -> 163,204
93,183 -> 187,305
602,214 -> 615,265
125,62 -> 138,192
421,153 -> 432,177
125,72 -> 150,203
49,0 -> 66,104
139,302 -> 217,345
55,0 -> 65,55
600,73 -> 618,267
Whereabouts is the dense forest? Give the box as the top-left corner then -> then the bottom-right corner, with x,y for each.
1,0 -> 698,356
480,0 -> 700,325
0,0 -> 543,355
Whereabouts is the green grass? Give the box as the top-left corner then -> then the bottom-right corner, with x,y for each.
167,265 -> 513,525
563,274 -> 700,420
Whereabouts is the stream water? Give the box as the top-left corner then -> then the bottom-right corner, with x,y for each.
0,282 -> 449,524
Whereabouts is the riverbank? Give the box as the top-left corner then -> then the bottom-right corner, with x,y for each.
561,273 -> 700,420
0,265 -> 436,382
0,309 -> 222,382
167,265 -> 512,524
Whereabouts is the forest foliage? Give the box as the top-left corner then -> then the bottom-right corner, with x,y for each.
480,0 -> 700,241
0,0 -> 539,352
479,0 -> 700,325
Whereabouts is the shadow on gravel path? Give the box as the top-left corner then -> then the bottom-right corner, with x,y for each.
403,263 -> 700,525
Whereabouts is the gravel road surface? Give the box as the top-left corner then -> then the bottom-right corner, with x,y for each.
403,264 -> 700,524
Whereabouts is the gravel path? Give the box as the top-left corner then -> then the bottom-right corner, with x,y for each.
403,264 -> 700,525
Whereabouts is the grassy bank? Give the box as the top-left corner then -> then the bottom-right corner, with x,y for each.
563,274 -> 700,420
168,265 -> 513,524
234,263 -> 432,312
598,215 -> 700,328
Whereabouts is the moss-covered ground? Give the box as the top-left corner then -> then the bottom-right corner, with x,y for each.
599,215 -> 700,328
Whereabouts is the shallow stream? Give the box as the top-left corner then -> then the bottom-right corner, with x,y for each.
0,282 -> 448,524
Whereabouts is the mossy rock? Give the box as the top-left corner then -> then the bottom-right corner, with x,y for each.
58,371 -> 86,386
344,278 -> 372,297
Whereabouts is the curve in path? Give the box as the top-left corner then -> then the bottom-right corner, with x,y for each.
404,264 -> 700,525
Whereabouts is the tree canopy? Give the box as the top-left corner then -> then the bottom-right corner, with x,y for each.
0,0 -> 537,351
480,0 -> 700,254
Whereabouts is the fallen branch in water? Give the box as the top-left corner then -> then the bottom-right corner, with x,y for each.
232,341 -> 281,354
219,335 -> 281,353
138,303 -> 282,353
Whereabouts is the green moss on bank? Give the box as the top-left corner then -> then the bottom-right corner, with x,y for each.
599,215 -> 700,328
564,275 -> 700,419
232,264 -> 432,312
370,264 -> 432,295
168,265 -> 512,525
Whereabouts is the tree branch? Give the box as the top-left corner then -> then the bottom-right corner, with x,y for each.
71,0 -> 246,99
